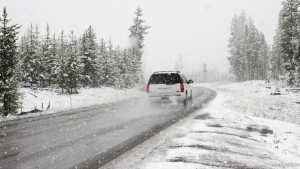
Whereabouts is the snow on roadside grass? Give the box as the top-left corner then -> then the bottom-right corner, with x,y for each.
0,87 -> 145,122
199,81 -> 300,125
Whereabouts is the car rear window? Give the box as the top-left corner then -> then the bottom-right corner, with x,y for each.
148,73 -> 182,84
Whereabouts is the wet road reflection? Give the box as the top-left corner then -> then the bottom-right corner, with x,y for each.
0,86 -> 215,169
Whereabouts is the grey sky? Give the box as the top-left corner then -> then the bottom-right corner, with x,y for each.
1,0 -> 283,75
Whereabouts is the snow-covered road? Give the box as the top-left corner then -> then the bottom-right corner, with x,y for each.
0,86 -> 215,169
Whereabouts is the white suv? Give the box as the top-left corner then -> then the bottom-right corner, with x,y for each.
146,71 -> 193,100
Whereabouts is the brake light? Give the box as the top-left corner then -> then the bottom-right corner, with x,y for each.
180,83 -> 184,92
146,84 -> 149,93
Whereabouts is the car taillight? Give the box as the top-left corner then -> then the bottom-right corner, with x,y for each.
180,83 -> 184,92
146,84 -> 149,93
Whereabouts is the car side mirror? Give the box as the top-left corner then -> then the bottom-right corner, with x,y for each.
187,79 -> 193,84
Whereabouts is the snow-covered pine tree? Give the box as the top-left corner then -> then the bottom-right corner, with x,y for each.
123,48 -> 135,88
113,46 -> 124,88
257,33 -> 270,80
244,20 -> 251,80
34,25 -> 46,87
125,47 -> 136,87
41,24 -> 52,87
118,48 -> 128,88
174,55 -> 184,72
80,26 -> 99,87
270,29 -> 285,80
277,0 -> 300,86
228,11 -> 270,81
17,35 -> 26,83
247,21 -> 270,81
56,30 -> 68,94
49,33 -> 59,86
20,33 -> 30,84
65,31 -> 81,94
98,38 -> 107,86
0,7 -> 20,116
98,40 -> 129,88
202,63 -> 208,82
245,18 -> 257,80
22,24 -> 40,86
79,32 -> 89,87
228,12 -> 247,81
106,40 -> 119,87
129,7 -> 150,86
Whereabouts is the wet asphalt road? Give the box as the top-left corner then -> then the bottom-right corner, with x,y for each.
0,86 -> 215,169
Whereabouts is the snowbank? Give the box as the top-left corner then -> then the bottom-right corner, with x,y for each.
214,81 -> 300,125
0,87 -> 145,122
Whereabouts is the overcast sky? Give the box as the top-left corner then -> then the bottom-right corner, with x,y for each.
1,0 -> 283,75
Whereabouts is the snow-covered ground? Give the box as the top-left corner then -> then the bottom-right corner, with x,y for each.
0,87 -> 145,122
215,81 -> 300,125
103,81 -> 300,169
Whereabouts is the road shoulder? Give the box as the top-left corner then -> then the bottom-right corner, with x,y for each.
103,92 -> 300,169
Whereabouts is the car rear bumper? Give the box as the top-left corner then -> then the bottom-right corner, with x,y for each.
148,92 -> 185,98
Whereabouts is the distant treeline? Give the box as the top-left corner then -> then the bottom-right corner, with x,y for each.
17,7 -> 149,93
228,11 -> 269,82
229,0 -> 300,87
183,63 -> 234,83
0,7 -> 149,116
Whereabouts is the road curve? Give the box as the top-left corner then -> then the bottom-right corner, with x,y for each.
0,86 -> 216,169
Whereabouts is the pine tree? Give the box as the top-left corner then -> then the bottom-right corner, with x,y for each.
112,46 -> 123,88
49,33 -> 59,86
0,7 -> 20,116
245,18 -> 256,80
98,38 -> 107,86
257,33 -> 270,80
17,35 -> 26,83
129,7 -> 150,85
174,55 -> 183,72
123,48 -> 135,88
41,24 -> 52,87
34,25 -> 45,87
228,12 -> 247,81
120,48 -> 132,88
278,0 -> 300,86
80,26 -> 99,87
65,31 -> 81,94
56,30 -> 68,94
22,24 -> 40,86
271,28 -> 285,80
20,33 -> 30,84
105,40 -> 119,87
228,11 -> 270,81
202,63 -> 208,82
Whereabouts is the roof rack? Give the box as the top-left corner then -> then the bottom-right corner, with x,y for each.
153,71 -> 181,74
